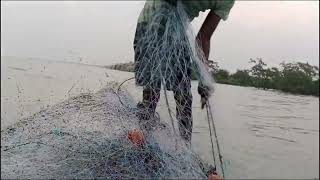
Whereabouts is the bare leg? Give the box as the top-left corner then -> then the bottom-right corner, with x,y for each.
137,81 -> 161,120
173,82 -> 193,142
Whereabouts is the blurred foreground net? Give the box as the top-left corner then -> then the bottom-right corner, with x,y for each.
1,85 -> 209,179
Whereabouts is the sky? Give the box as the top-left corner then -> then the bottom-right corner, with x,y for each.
1,1 -> 319,72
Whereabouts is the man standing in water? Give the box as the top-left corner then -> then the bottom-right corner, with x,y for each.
134,0 -> 234,142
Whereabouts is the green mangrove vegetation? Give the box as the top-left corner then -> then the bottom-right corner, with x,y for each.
107,58 -> 319,96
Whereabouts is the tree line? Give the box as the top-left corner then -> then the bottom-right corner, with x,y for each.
193,58 -> 319,96
107,58 -> 319,96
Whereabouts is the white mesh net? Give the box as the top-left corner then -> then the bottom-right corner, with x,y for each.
134,1 -> 214,141
2,85 -> 210,179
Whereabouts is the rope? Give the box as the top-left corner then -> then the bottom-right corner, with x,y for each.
206,101 -> 225,178
115,76 -> 161,120
205,103 -> 217,168
162,78 -> 177,136
116,77 -> 135,109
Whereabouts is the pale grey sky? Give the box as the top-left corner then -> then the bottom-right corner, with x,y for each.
1,1 -> 319,72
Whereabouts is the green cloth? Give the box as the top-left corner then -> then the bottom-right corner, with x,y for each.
138,0 -> 235,23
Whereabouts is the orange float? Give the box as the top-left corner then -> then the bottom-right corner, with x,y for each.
127,129 -> 145,147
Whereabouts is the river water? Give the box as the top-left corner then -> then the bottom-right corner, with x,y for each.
1,57 -> 319,179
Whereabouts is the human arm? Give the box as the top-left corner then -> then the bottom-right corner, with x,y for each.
197,10 -> 221,108
196,10 -> 221,61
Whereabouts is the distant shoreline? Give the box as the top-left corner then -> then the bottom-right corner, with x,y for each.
105,62 -> 135,72
107,61 -> 319,97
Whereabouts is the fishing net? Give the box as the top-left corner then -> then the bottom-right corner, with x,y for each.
2,85 -> 210,179
135,1 -> 213,90
1,1 -> 218,179
134,1 -> 214,141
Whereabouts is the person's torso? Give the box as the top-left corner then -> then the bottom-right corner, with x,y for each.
137,0 -> 235,23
